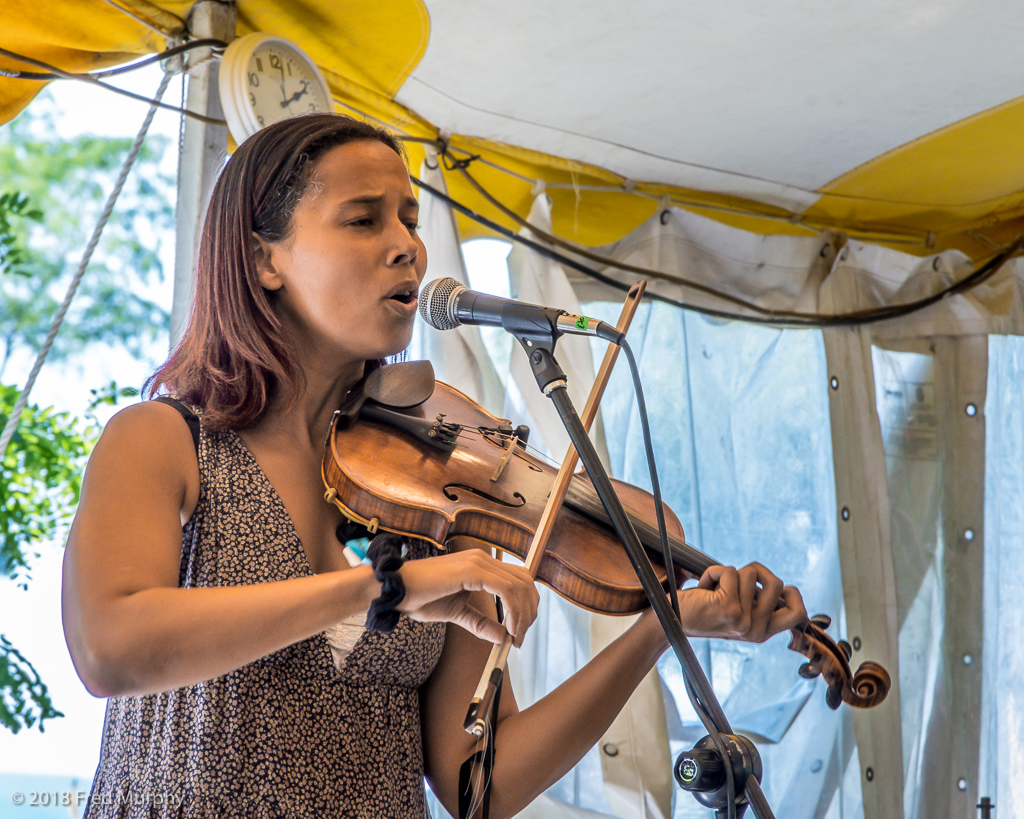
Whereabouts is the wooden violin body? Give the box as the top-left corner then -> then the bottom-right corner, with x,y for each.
323,380 -> 687,614
322,369 -> 890,709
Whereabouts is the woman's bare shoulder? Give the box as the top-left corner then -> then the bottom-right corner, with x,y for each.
99,399 -> 197,452
88,400 -> 201,520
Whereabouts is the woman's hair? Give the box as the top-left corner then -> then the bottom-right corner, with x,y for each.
146,113 -> 404,430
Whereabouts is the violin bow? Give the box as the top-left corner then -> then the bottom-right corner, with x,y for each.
464,280 -> 648,736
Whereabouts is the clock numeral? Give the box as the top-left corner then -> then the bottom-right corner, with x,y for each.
257,115 -> 265,127
248,72 -> 260,87
308,103 -> 316,111
270,54 -> 282,70
249,92 -> 256,107
255,57 -> 263,73
287,62 -> 293,76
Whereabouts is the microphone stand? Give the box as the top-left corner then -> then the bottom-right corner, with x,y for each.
506,308 -> 775,819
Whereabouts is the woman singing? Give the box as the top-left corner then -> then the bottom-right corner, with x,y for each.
62,113 -> 806,818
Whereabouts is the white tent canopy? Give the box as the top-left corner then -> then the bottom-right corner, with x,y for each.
397,0 -> 1024,215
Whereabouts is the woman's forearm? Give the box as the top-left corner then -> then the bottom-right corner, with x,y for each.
63,563 -> 378,698
486,611 -> 667,818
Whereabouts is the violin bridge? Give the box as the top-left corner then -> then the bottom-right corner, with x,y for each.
490,433 -> 519,482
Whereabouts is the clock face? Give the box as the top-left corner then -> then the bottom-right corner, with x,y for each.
244,42 -> 332,129
219,33 -> 335,142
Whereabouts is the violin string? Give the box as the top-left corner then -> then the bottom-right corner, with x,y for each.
456,426 -> 562,470
521,444 -> 560,468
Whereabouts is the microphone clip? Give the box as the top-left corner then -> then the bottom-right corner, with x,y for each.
505,306 -> 567,394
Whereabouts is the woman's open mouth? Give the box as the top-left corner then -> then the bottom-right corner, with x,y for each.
384,285 -> 419,317
388,289 -> 416,305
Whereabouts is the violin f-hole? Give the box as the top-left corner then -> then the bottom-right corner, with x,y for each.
443,484 -> 527,509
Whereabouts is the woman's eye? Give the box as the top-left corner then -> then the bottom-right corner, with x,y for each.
405,222 -> 420,232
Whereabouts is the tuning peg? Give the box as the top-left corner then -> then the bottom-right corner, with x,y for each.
838,640 -> 853,660
810,613 -> 832,629
799,662 -> 821,680
825,684 -> 842,710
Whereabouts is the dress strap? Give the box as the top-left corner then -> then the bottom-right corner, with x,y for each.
152,396 -> 200,456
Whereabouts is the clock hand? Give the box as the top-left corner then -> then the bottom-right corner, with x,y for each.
280,80 -> 310,109
277,63 -> 288,102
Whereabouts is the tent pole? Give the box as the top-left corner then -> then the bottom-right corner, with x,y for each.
170,1 -> 236,348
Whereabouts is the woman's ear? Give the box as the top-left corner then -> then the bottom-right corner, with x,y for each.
252,233 -> 284,291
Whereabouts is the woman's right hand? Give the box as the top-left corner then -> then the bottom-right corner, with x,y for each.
398,550 -> 539,646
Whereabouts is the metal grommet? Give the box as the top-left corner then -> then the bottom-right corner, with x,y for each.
820,244 -> 831,258
933,256 -> 942,271
965,403 -> 977,417
852,637 -> 862,651
958,779 -> 968,791
865,767 -> 874,782
841,507 -> 850,521
660,210 -> 671,225
810,759 -> 823,773
963,654 -> 973,666
964,528 -> 975,541
603,743 -> 619,757
830,376 -> 839,390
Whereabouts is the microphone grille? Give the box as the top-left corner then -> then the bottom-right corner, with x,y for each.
418,277 -> 464,331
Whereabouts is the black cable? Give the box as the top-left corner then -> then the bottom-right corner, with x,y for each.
410,175 -> 1024,329
684,673 -> 739,819
619,337 -> 680,621
0,44 -> 227,125
0,39 -> 227,81
446,142 -> 1024,324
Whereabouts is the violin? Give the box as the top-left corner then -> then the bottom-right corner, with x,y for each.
321,362 -> 890,711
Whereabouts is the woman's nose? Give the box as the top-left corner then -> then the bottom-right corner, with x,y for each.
387,220 -> 419,267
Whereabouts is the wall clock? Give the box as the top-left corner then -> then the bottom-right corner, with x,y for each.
219,32 -> 333,142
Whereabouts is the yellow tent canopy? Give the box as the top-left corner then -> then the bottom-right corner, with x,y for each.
2,0 -> 1023,261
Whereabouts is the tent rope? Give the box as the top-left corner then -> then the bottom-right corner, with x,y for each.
0,69 -> 174,459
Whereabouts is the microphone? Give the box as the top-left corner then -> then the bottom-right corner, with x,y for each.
418,278 -> 623,344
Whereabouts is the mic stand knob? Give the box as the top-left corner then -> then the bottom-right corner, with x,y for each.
675,734 -> 762,819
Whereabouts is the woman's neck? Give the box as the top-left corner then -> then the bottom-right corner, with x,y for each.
253,357 -> 367,450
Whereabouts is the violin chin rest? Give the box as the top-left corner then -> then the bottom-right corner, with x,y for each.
364,360 -> 436,408
334,361 -> 437,430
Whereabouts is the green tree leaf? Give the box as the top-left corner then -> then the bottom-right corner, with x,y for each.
0,635 -> 64,734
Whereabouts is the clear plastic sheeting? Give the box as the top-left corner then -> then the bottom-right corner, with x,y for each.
981,335 -> 1024,814
418,195 -> 1024,818
582,299 -> 859,818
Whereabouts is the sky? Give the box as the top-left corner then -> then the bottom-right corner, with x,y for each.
0,61 -> 514,786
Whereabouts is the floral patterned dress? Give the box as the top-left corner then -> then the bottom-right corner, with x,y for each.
85,405 -> 446,818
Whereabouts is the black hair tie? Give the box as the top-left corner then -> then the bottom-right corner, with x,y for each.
366,533 -> 406,632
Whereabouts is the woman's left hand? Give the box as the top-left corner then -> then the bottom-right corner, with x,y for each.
670,562 -> 807,643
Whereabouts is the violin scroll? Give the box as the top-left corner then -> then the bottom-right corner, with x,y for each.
788,613 -> 891,710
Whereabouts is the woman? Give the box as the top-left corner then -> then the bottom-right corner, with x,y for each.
62,113 -> 806,818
